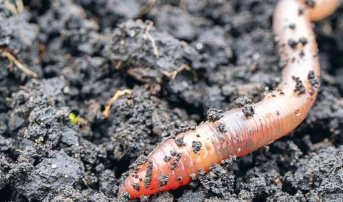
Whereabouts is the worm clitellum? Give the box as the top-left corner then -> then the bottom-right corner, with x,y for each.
119,0 -> 339,199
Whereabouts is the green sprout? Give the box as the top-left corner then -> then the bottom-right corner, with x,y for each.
69,112 -> 79,125
69,112 -> 87,125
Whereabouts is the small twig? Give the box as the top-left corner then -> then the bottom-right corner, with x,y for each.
82,179 -> 90,188
179,0 -> 188,11
138,0 -> 157,18
103,89 -> 132,118
338,98 -> 343,108
0,49 -> 38,78
16,0 -> 24,13
4,0 -> 24,14
4,0 -> 18,14
144,21 -> 159,58
163,64 -> 198,81
115,61 -> 123,69
38,44 -> 46,60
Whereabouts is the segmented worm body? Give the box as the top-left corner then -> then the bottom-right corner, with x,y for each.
119,0 -> 339,199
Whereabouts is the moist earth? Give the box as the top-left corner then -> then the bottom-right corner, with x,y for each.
0,0 -> 342,201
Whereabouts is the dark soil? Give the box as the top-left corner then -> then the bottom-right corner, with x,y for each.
0,0 -> 342,201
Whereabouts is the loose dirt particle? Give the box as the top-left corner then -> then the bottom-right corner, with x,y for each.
133,183 -> 140,192
292,76 -> 306,94
163,155 -> 171,162
130,155 -> 148,176
175,123 -> 191,134
198,169 -> 206,177
175,136 -> 186,147
133,155 -> 148,168
170,151 -> 177,156
175,152 -> 182,160
140,195 -> 149,202
305,0 -> 316,8
299,37 -> 308,46
192,141 -> 202,154
170,160 -> 178,170
299,7 -> 306,16
299,50 -> 305,57
308,71 -> 320,95
289,23 -> 296,29
288,39 -> 299,49
308,71 -> 319,87
144,160 -> 153,188
207,108 -> 224,122
158,173 -> 169,187
218,123 -> 227,133
242,105 -> 255,118
234,96 -> 252,107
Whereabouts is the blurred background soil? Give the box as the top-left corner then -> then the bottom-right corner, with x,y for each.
0,0 -> 342,201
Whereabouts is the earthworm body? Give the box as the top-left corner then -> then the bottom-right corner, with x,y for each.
119,0 -> 339,199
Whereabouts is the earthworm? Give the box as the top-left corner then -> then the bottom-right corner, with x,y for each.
119,0 -> 339,199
